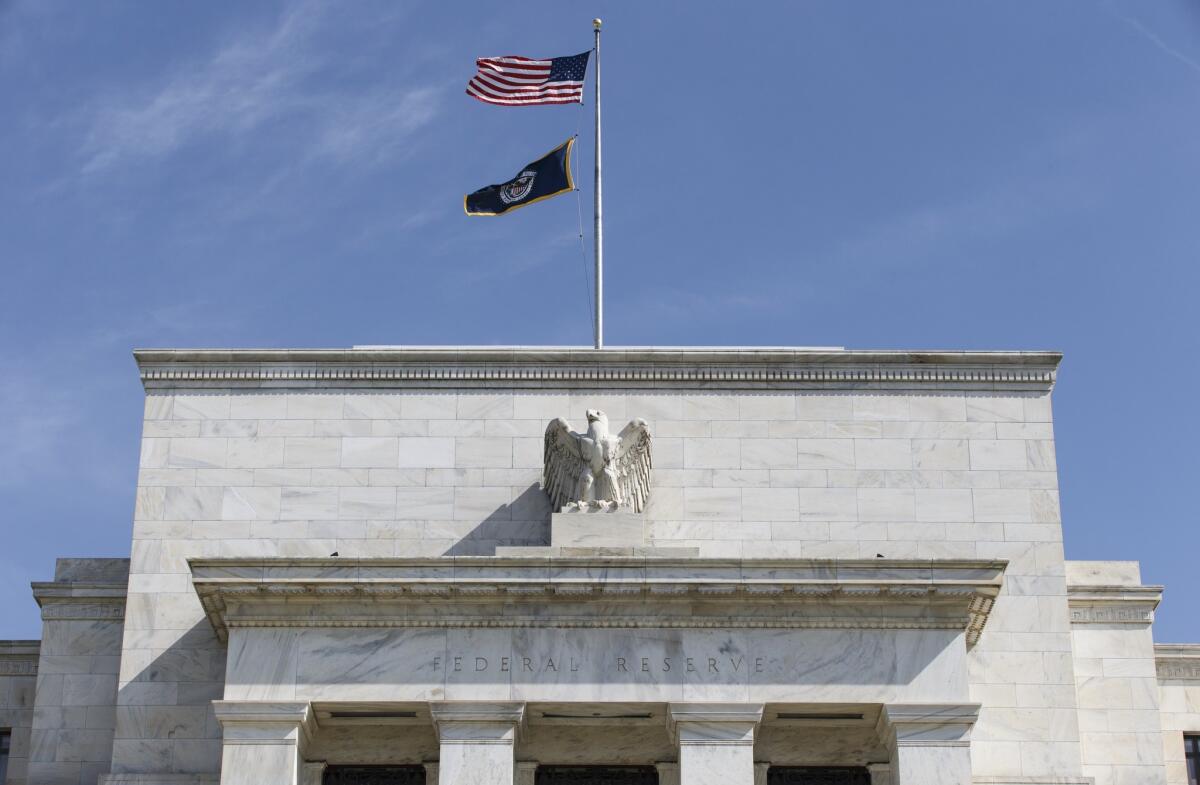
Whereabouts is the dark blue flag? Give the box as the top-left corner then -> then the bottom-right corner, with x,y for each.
464,137 -> 575,216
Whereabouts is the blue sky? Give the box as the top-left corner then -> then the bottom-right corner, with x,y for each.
1,0 -> 1198,640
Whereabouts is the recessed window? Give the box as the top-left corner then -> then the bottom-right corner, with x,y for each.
537,767 -> 658,785
1187,734 -> 1200,785
0,730 -> 10,785
324,766 -> 425,785
768,768 -> 870,785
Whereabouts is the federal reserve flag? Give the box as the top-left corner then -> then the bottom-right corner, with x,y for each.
464,137 -> 575,216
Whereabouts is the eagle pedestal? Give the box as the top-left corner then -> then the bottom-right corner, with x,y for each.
551,507 -> 645,549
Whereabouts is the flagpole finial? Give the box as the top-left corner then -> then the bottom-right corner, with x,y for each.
593,18 -> 602,29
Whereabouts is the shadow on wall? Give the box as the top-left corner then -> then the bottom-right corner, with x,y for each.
111,620 -> 225,778
443,483 -> 552,556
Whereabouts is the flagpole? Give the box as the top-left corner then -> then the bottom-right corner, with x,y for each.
592,18 -> 603,350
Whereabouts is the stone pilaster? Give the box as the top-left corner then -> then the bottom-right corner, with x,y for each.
668,703 -> 763,785
753,762 -> 770,785
879,704 -> 978,785
429,702 -> 525,785
515,761 -> 538,785
28,559 -> 128,785
654,762 -> 680,785
866,762 -> 891,785
213,701 -> 315,785
423,762 -> 439,785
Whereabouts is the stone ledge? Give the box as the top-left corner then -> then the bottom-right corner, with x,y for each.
0,640 -> 40,676
190,556 -> 1005,646
496,546 -> 700,558
31,580 -> 129,622
1066,584 -> 1162,626
134,347 -> 1059,391
1156,643 -> 1200,680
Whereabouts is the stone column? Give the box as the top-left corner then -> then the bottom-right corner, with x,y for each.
866,762 -> 891,785
424,762 -> 439,785
430,702 -> 525,785
878,704 -> 978,785
753,761 -> 770,785
668,703 -> 763,785
654,762 -> 680,785
213,701 -> 316,785
301,761 -> 327,785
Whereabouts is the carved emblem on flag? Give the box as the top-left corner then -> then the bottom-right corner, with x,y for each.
500,171 -> 537,204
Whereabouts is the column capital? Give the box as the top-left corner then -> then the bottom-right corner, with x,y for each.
301,761 -> 327,785
515,761 -> 539,785
429,702 -> 526,725
667,703 -> 764,746
213,701 -> 317,745
429,701 -> 526,744
878,703 -> 979,745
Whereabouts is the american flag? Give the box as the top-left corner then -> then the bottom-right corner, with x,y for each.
466,51 -> 591,106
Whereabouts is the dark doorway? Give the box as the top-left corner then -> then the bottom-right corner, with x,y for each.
536,766 -> 658,785
768,768 -> 871,785
324,765 -> 426,785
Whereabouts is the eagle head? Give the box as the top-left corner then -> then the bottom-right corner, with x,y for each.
585,409 -> 609,436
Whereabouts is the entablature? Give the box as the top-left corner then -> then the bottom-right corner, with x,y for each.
190,556 -> 1005,646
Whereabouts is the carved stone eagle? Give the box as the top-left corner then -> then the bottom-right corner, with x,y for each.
543,409 -> 653,513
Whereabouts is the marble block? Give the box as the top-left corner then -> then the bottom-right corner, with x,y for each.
551,512 -> 645,549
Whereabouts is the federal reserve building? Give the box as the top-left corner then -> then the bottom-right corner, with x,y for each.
2,346 -> 1199,785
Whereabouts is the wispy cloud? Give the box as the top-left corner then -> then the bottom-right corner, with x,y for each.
78,0 -> 444,174
1106,5 -> 1200,77
0,377 -> 80,490
824,173 -> 1094,273
455,228 -> 582,285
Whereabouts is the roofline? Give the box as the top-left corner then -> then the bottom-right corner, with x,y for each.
134,346 -> 1063,365
133,347 -> 1061,392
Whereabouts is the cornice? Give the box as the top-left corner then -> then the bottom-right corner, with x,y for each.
31,580 -> 128,622
1156,643 -> 1200,681
0,640 -> 40,676
1066,584 -> 1162,626
135,347 -> 1060,391
190,556 -> 1005,646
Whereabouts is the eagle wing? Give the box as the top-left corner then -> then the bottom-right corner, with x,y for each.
614,418 -> 653,513
543,418 -> 586,513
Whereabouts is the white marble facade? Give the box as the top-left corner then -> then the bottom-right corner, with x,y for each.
0,347 -> 1195,785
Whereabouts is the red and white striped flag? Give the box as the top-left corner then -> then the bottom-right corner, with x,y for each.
466,51 -> 591,106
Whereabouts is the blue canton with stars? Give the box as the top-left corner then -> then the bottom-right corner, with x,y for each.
548,51 -> 591,83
